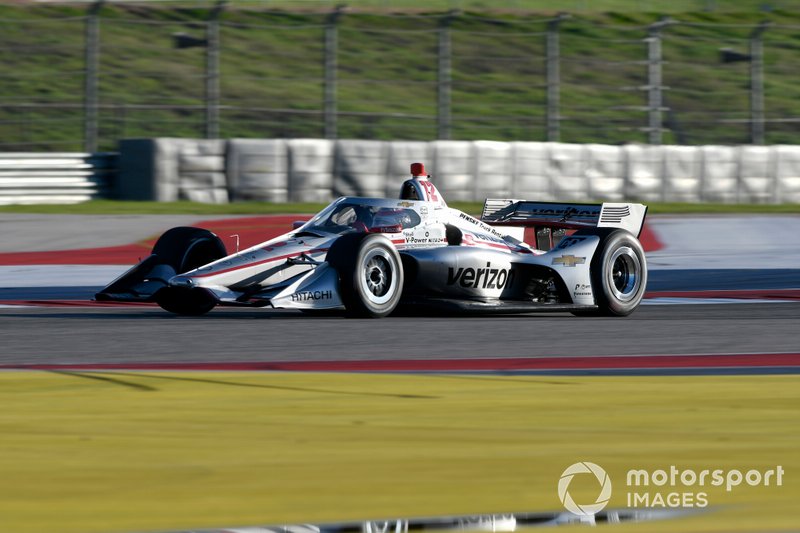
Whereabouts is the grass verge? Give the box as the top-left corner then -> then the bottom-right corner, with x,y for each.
0,371 -> 797,533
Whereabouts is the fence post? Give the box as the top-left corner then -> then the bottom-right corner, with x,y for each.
437,10 -> 457,140
323,6 -> 344,140
646,19 -> 671,146
749,22 -> 769,145
205,1 -> 224,139
545,14 -> 568,142
83,0 -> 103,153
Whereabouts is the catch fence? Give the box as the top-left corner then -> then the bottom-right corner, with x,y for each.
1,3 -> 799,151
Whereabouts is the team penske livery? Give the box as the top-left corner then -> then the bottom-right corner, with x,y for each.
97,163 -> 648,317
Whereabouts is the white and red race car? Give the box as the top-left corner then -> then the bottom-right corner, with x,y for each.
97,163 -> 648,317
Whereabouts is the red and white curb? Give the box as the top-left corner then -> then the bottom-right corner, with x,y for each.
2,353 -> 799,374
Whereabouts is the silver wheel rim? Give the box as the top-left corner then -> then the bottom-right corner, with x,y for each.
608,246 -> 641,302
364,521 -> 408,533
360,247 -> 397,305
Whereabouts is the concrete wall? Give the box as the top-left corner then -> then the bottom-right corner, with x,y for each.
117,139 -> 800,204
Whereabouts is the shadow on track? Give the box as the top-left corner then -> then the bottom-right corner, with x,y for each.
47,369 -> 158,391
68,370 -> 438,399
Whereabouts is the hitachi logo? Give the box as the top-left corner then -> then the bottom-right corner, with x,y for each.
291,290 -> 332,301
447,262 -> 515,290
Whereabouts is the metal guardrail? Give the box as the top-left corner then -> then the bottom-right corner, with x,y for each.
0,152 -> 116,205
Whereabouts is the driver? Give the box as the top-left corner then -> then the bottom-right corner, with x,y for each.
372,208 -> 412,229
329,204 -> 373,231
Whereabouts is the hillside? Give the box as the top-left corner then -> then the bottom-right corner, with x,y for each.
0,1 -> 799,151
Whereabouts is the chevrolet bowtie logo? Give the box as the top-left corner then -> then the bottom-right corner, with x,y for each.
552,255 -> 586,267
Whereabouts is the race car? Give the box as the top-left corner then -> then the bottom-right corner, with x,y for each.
96,162 -> 648,317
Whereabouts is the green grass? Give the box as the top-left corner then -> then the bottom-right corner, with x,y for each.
1,199 -> 798,215
0,371 -> 798,533
1,2 -> 800,150
38,1 -> 799,14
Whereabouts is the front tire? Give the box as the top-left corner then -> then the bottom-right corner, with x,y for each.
151,227 -> 227,315
152,226 -> 227,273
327,233 -> 404,318
156,287 -> 217,316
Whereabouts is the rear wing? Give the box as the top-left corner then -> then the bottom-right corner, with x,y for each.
481,199 -> 648,238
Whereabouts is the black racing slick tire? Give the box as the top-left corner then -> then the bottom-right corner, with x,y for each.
152,226 -> 227,274
326,233 -> 404,318
155,287 -> 218,316
151,227 -> 227,316
575,228 -> 647,317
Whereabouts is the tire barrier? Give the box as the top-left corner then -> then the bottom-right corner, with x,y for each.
115,139 -> 800,204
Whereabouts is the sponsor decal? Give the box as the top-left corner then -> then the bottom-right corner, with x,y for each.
553,255 -> 586,267
458,212 -> 507,239
397,201 -> 414,208
403,230 -> 444,245
420,206 -> 429,218
557,236 -> 586,250
447,262 -> 516,290
405,236 -> 443,245
520,206 -> 601,219
472,231 -> 503,244
574,283 -> 592,297
291,290 -> 333,302
370,225 -> 402,233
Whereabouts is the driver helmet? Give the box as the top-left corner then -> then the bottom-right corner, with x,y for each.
372,208 -> 412,229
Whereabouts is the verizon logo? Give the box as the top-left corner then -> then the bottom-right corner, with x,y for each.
447,262 -> 516,290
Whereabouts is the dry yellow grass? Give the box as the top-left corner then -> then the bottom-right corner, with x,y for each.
0,371 -> 797,533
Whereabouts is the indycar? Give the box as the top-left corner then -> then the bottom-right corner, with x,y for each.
96,163 -> 648,317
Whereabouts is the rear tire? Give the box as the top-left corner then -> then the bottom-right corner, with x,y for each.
573,228 -> 647,317
151,227 -> 227,315
327,233 -> 404,318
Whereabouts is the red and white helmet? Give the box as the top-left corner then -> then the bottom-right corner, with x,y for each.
399,162 -> 447,208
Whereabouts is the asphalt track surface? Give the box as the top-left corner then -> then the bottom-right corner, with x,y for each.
1,303 -> 798,366
1,213 -> 798,370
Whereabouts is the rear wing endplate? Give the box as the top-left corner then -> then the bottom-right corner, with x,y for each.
481,199 -> 648,237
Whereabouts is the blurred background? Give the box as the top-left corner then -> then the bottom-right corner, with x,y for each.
1,0 -> 799,152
